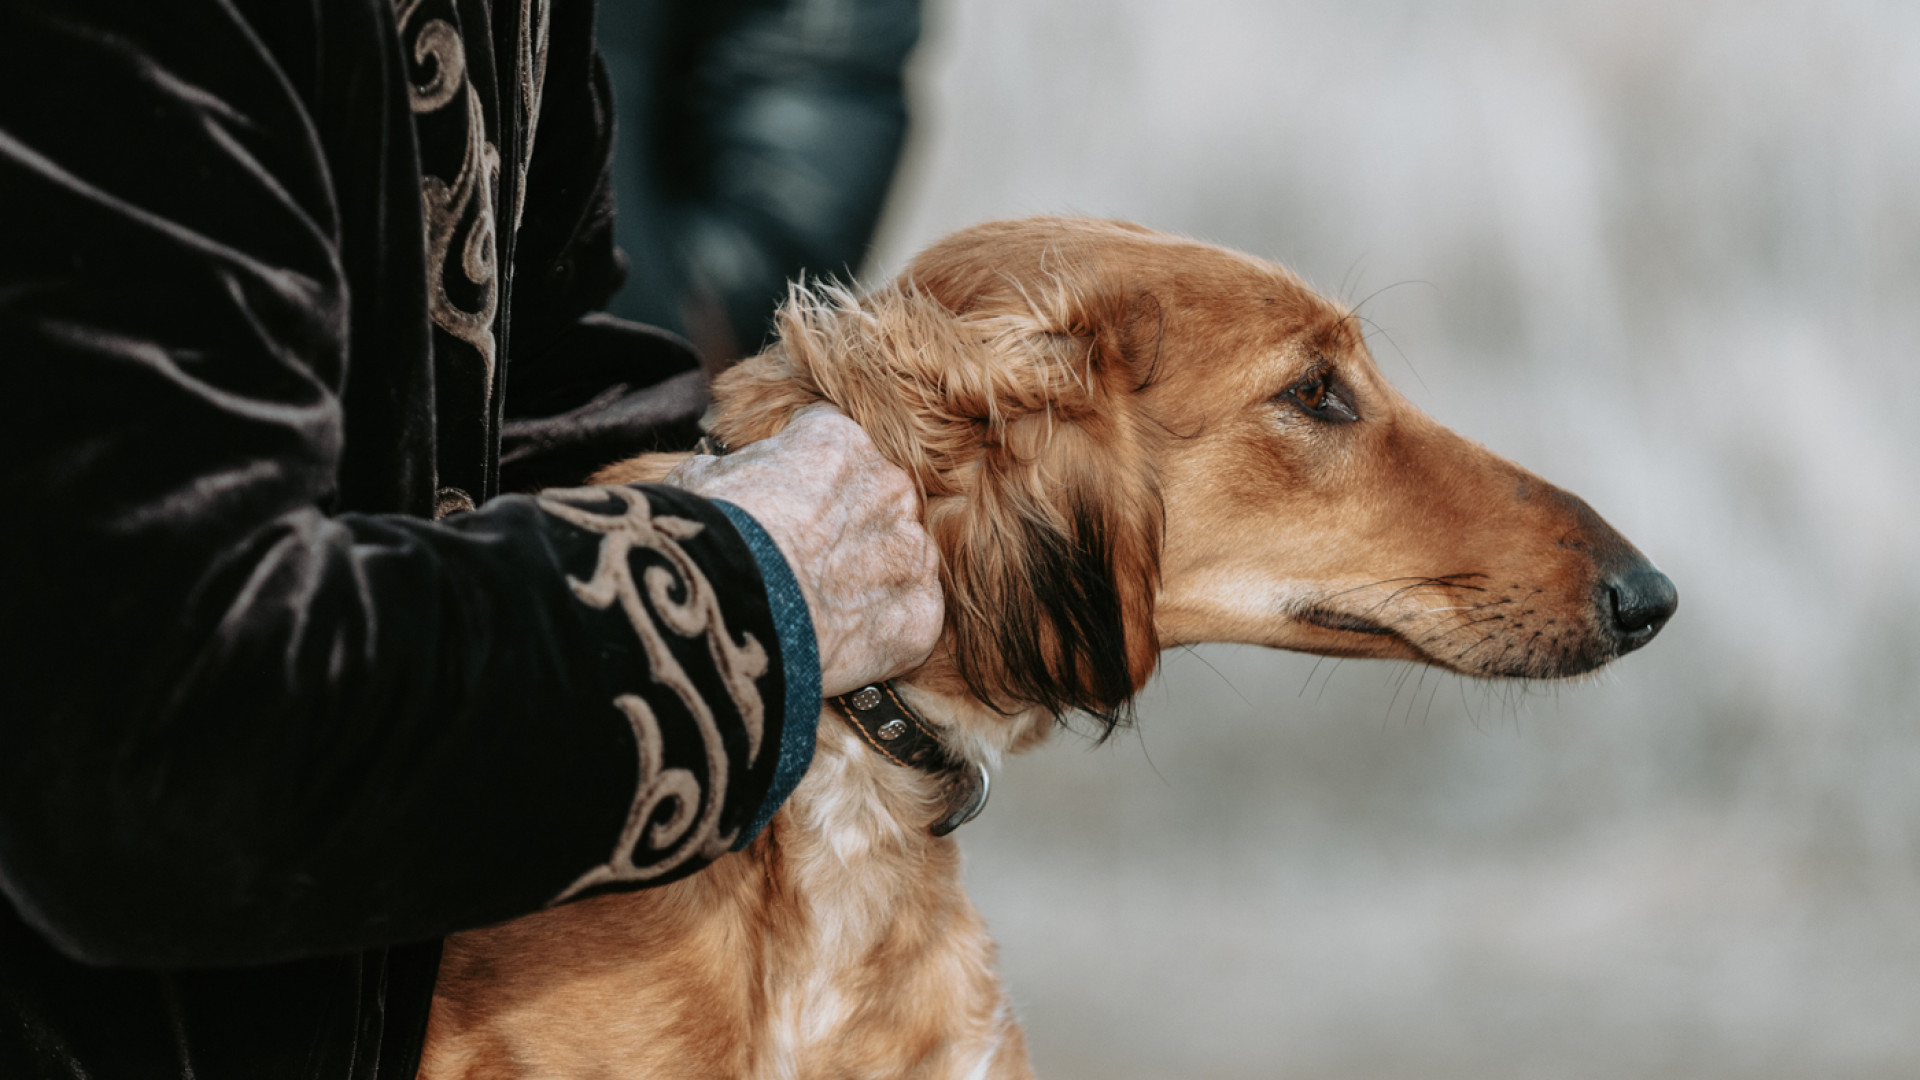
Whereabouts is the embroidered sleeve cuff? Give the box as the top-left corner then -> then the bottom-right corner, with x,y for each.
711,500 -> 821,847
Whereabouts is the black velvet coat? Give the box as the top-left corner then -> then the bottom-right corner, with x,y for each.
0,1 -> 800,1076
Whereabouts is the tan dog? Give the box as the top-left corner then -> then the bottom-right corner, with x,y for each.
419,217 -> 1676,1079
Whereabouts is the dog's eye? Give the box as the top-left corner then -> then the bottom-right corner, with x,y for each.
1284,372 -> 1359,423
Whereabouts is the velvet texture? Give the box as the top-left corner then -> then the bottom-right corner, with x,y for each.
0,1 -> 796,1076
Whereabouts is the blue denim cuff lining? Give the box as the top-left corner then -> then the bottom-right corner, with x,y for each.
712,500 -> 821,848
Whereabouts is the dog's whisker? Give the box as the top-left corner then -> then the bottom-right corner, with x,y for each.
1358,576 -> 1472,616
1300,655 -> 1329,699
1385,659 -> 1421,725
1319,574 -> 1469,604
1413,607 -> 1502,639
1179,644 -> 1255,712
1349,312 -> 1431,397
1420,674 -> 1446,727
1416,612 -> 1508,647
1314,658 -> 1348,704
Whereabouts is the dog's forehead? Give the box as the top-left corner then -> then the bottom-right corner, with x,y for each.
904,216 -> 1377,383
1153,258 -> 1369,378
1135,240 -> 1345,331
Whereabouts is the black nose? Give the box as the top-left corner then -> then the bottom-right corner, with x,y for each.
1604,564 -> 1677,651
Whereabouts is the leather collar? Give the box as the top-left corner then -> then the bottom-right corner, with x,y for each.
828,682 -> 990,836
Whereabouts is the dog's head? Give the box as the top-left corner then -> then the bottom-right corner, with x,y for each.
711,217 -> 1675,739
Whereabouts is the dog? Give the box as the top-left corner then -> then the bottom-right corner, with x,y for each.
417,216 -> 1676,1079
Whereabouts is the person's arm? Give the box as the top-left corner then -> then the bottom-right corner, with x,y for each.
0,0 -> 931,971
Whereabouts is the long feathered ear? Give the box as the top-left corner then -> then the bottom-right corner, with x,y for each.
916,277 -> 1167,732
708,275 -> 1167,732
935,403 -> 1163,732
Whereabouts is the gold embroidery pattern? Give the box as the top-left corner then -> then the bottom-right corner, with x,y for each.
513,0 -> 550,233
536,487 -> 769,901
395,0 -> 500,386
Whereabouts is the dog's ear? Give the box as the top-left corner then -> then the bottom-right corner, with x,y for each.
920,279 -> 1166,732
934,409 -> 1162,731
709,278 -> 1166,731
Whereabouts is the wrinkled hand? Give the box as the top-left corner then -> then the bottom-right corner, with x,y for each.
665,405 -> 943,698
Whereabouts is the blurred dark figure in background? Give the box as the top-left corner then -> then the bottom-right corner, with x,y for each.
597,0 -> 922,368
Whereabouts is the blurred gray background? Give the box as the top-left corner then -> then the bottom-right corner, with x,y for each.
858,1 -> 1920,1077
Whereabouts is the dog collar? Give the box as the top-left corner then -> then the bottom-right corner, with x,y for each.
828,681 -> 990,837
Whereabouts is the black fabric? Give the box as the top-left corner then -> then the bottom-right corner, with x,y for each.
0,1 -> 787,1077
499,312 -> 709,493
0,914 -> 441,1080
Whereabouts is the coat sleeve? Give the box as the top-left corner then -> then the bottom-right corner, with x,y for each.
0,0 -> 805,969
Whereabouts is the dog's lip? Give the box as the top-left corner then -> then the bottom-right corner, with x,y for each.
1295,607 -> 1397,636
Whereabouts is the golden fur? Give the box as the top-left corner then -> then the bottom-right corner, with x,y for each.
420,217 -> 1664,1079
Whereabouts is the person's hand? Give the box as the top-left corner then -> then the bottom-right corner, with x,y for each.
665,405 -> 943,697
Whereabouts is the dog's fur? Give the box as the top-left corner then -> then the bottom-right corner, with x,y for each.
419,217 -> 1666,1079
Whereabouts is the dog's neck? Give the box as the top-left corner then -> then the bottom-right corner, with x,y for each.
785,672 -> 1051,858
738,684 -> 1029,1076
894,653 -> 1062,762
763,696 -> 973,962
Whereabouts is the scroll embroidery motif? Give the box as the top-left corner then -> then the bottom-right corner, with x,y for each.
514,0 -> 549,233
394,0 -> 503,388
536,487 -> 769,901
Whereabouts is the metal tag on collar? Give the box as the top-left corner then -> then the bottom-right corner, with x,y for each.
930,760 -> 990,837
